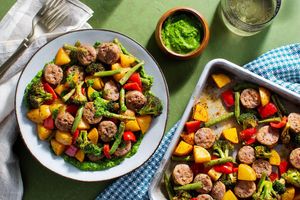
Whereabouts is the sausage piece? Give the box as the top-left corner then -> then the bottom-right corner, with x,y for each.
43,63 -> 63,85
290,148 -> 300,169
234,181 -> 256,198
125,91 -> 147,111
252,159 -> 272,178
77,44 -> 97,66
238,145 -> 256,164
210,181 -> 226,200
98,120 -> 118,142
103,81 -> 120,101
196,194 -> 213,200
288,113 -> 300,133
97,42 -> 121,65
66,65 -> 84,82
193,173 -> 212,193
55,112 -> 74,132
87,154 -> 104,162
114,141 -> 132,157
83,102 -> 102,124
257,125 -> 279,146
172,164 -> 194,186
194,128 -> 216,149
240,88 -> 260,109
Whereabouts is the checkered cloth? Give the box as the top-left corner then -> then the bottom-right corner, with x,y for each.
96,43 -> 300,200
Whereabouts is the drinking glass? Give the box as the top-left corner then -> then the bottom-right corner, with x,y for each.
220,0 -> 281,36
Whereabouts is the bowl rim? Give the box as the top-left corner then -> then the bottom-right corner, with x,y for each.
155,6 -> 210,59
14,28 -> 170,182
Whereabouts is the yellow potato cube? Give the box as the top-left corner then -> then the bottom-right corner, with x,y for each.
193,103 -> 208,122
37,124 -> 52,140
51,139 -> 66,156
222,128 -> 239,144
55,48 -> 71,66
180,132 -> 195,145
207,168 -> 222,181
136,115 -> 152,134
212,74 -> 231,88
120,54 -> 135,68
173,141 -> 193,156
75,149 -> 85,162
193,145 -> 211,163
238,164 -> 256,181
259,87 -> 271,106
39,105 -> 51,120
269,149 -> 281,166
125,120 -> 141,132
88,128 -> 99,144
55,131 -> 72,145
27,109 -> 43,124
77,119 -> 90,130
222,190 -> 238,200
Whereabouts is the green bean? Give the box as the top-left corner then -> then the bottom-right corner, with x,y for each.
174,182 -> 203,191
119,61 -> 144,85
258,117 -> 281,124
94,69 -> 121,77
62,88 -> 75,102
273,94 -> 288,115
119,88 -> 127,112
164,173 -> 174,200
234,92 -> 240,121
204,157 -> 234,168
109,122 -> 125,155
171,155 -> 194,162
71,106 -> 84,133
233,82 -> 258,91
271,95 -> 282,118
205,112 -> 234,127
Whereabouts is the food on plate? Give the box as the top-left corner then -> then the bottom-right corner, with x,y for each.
24,38 -> 163,171
163,73 -> 300,199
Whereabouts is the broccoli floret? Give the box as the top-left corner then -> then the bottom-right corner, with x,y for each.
139,66 -> 153,91
212,140 -> 234,158
27,81 -> 52,108
137,92 -> 163,117
252,173 -> 280,200
220,173 -> 237,188
273,178 -> 286,195
282,168 -> 300,188
93,97 -> 134,120
255,145 -> 272,159
76,130 -> 102,156
238,113 -> 258,130
72,82 -> 87,105
85,63 -> 105,74
172,191 -> 192,200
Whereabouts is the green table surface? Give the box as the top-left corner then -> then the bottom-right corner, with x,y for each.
1,0 -> 299,199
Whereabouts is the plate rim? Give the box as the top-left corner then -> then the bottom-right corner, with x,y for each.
14,28 -> 170,182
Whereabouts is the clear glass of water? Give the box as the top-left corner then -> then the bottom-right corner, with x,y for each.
220,0 -> 281,36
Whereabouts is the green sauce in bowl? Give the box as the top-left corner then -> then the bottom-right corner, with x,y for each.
161,13 -> 202,54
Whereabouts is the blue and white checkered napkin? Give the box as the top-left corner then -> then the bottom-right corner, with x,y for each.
96,43 -> 300,200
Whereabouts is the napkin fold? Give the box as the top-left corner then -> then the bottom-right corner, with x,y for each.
0,1 -> 93,200
96,43 -> 300,200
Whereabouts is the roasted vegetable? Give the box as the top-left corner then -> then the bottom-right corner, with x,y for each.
238,113 -> 258,130
281,122 -> 291,144
238,164 -> 256,181
255,145 -> 272,159
282,169 -> 300,188
212,73 -> 231,88
139,66 -> 154,91
193,145 -> 211,163
71,82 -> 87,105
273,178 -> 286,195
76,130 -> 102,156
269,149 -> 281,166
173,141 -> 193,156
252,173 -> 280,200
55,48 -> 71,65
26,80 -> 52,109
204,112 -> 234,127
220,173 -> 237,188
137,92 -> 163,117
174,182 -> 202,191
222,127 -> 239,144
212,139 -> 234,158
85,63 -> 105,74
223,190 -> 238,200
172,191 -> 192,200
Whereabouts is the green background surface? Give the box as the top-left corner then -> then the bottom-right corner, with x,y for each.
0,0 -> 299,199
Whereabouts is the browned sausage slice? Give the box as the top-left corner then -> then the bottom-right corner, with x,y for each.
87,154 -> 104,162
193,173 -> 212,193
288,113 -> 300,133
257,125 -> 279,146
196,194 -> 213,200
238,145 -> 256,164
125,90 -> 147,111
290,148 -> 300,169
103,81 -> 120,101
240,88 -> 260,109
83,102 -> 102,124
77,44 -> 97,66
194,128 -> 216,149
234,181 -> 256,198
98,120 -> 118,142
172,164 -> 193,186
97,42 -> 121,65
114,141 -> 132,157
55,111 -> 74,132
43,63 -> 63,85
210,181 -> 226,200
252,159 -> 272,178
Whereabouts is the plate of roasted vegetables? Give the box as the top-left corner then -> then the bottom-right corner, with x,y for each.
15,29 -> 168,181
149,59 -> 300,200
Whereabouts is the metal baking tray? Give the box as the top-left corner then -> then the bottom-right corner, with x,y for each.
148,58 -> 300,200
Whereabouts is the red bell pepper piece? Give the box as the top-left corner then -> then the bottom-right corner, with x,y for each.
191,198 -> 198,200
269,172 -> 278,181
244,137 -> 256,145
279,160 -> 288,175
123,131 -> 136,142
72,129 -> 79,144
103,144 -> 111,159
214,164 -> 233,174
43,116 -> 54,130
270,116 -> 287,129
221,89 -> 235,107
43,82 -> 58,101
81,87 -> 85,95
240,128 -> 257,141
258,102 -> 278,119
66,105 -> 79,116
232,167 -> 238,173
185,121 -> 201,133
128,72 -> 142,88
123,82 -> 142,92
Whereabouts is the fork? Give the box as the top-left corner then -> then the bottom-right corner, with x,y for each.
0,0 -> 69,81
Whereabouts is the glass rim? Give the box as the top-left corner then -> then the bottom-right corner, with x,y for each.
227,0 -> 282,28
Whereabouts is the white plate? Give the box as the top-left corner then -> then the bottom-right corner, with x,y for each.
15,29 -> 169,182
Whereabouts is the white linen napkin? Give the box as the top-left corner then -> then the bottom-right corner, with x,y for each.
0,0 -> 93,199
